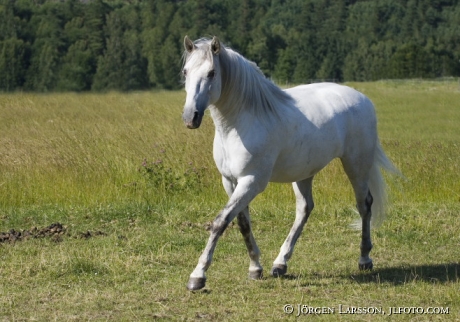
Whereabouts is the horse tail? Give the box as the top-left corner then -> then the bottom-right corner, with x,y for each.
352,140 -> 402,229
369,140 -> 401,228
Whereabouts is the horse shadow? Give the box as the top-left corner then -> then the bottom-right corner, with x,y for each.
281,263 -> 459,285
344,262 -> 459,285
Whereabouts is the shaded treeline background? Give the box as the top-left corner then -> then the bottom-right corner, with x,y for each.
1,0 -> 459,92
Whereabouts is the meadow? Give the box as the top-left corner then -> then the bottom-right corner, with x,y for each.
0,80 -> 459,321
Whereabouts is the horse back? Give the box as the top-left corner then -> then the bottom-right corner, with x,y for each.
285,83 -> 375,125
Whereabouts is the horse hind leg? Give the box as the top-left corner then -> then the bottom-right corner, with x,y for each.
342,159 -> 375,271
357,189 -> 374,270
271,177 -> 314,277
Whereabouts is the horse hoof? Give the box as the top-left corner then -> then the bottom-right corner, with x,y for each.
271,264 -> 287,277
248,269 -> 263,280
187,277 -> 206,291
358,261 -> 373,271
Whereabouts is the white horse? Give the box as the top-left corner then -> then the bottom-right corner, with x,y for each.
181,36 -> 400,291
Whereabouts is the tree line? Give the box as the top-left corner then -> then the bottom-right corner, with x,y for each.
1,0 -> 459,92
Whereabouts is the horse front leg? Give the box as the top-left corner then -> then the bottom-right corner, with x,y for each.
187,175 -> 267,291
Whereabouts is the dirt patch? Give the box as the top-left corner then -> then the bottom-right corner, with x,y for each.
77,230 -> 107,240
0,222 -> 67,243
0,222 -> 106,244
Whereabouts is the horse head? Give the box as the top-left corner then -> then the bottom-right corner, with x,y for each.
182,36 -> 223,129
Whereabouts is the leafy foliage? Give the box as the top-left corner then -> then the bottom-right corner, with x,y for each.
0,0 -> 459,92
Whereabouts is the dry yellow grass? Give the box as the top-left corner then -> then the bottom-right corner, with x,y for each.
0,81 -> 459,320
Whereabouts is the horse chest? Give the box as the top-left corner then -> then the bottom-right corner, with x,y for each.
213,131 -> 268,180
213,140 -> 244,179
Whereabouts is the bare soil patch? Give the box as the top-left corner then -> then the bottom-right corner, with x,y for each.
0,222 -> 106,244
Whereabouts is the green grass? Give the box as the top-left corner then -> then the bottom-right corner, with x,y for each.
1,81 -> 459,320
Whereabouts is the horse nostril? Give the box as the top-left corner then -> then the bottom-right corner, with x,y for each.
187,111 -> 203,129
183,105 -> 205,129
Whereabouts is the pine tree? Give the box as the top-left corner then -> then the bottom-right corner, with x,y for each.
0,38 -> 27,90
56,40 -> 93,91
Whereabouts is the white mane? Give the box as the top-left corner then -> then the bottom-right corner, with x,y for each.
184,39 -> 294,121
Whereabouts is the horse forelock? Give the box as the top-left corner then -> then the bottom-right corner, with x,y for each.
183,38 -> 216,69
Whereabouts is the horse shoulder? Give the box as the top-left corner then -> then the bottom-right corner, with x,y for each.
213,120 -> 279,180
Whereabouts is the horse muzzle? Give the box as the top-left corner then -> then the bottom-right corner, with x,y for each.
183,111 -> 204,129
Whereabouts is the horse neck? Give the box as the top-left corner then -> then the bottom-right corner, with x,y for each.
210,52 -> 253,131
216,51 -> 251,107
209,103 -> 247,135
212,49 -> 293,131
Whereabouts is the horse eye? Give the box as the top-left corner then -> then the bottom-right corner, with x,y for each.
207,70 -> 215,79
182,69 -> 187,77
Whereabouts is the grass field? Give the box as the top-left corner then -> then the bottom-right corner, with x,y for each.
0,80 -> 459,321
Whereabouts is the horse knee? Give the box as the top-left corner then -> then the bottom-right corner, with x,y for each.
211,216 -> 230,235
357,191 -> 373,217
365,191 -> 373,210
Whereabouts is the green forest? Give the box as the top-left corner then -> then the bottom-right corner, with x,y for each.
1,0 -> 459,92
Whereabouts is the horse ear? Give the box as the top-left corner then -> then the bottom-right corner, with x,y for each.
184,35 -> 195,53
211,36 -> 221,55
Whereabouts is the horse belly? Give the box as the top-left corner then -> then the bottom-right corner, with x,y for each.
270,145 -> 338,183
